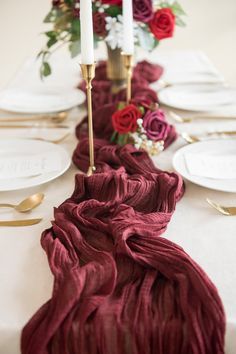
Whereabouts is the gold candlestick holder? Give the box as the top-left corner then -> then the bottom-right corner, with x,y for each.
80,63 -> 96,176
122,54 -> 133,104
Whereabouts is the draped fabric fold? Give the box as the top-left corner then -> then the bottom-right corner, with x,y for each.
21,138 -> 225,354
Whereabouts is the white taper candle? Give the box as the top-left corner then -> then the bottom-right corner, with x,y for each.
80,0 -> 94,64
123,0 -> 134,55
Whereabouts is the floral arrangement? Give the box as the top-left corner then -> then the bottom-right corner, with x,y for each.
39,0 -> 185,77
111,101 -> 173,155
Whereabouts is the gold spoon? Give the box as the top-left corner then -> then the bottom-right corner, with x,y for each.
0,193 -> 44,213
206,198 -> 236,216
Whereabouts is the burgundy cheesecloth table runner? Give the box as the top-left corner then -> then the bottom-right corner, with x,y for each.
21,61 -> 225,354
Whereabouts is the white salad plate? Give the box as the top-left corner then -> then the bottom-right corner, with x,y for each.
0,87 -> 85,114
173,139 -> 236,192
158,84 -> 236,112
0,139 -> 71,191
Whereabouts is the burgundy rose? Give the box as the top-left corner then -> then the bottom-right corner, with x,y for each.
112,104 -> 141,134
133,0 -> 153,23
133,60 -> 164,83
143,109 -> 170,141
116,85 -> 158,104
130,97 -> 153,111
52,0 -> 61,7
149,8 -> 175,40
101,0 -> 122,5
73,8 -> 80,17
93,12 -> 107,37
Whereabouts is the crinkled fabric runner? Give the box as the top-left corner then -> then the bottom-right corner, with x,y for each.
21,62 -> 225,354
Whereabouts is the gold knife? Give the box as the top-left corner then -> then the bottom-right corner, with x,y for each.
0,124 -> 70,129
0,218 -> 42,227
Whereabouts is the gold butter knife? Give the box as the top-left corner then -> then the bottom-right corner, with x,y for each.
0,218 -> 42,227
0,124 -> 70,129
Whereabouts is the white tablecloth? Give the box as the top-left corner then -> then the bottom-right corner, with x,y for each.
0,48 -> 236,353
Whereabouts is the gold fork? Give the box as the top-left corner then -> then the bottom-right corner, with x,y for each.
206,198 -> 236,216
170,111 -> 236,123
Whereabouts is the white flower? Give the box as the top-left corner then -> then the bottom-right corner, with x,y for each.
105,16 -> 123,50
105,15 -> 139,50
137,118 -> 143,126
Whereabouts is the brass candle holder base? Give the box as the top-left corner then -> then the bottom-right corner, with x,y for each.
122,54 -> 133,104
80,63 -> 96,176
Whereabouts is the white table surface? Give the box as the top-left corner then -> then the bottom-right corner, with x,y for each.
0,1 -> 236,353
0,52 -> 236,354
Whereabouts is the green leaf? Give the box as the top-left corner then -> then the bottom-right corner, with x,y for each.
46,31 -> 57,38
175,17 -> 186,27
110,131 -> 117,143
69,40 -> 80,58
117,102 -> 126,110
71,18 -> 81,36
139,106 -> 145,115
171,2 -> 186,16
55,12 -> 72,31
64,0 -> 73,5
47,37 -> 57,48
105,5 -> 122,17
44,11 -> 54,23
117,133 -> 128,146
40,62 -> 52,78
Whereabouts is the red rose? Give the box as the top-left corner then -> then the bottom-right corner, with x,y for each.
112,104 -> 141,134
149,8 -> 175,40
93,12 -> 107,37
101,0 -> 122,5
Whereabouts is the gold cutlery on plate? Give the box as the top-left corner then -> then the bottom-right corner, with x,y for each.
0,123 -> 70,129
0,111 -> 68,123
206,198 -> 236,216
169,111 -> 236,123
3,132 -> 71,144
181,132 -> 236,144
0,218 -> 42,226
27,132 -> 71,144
0,193 -> 44,213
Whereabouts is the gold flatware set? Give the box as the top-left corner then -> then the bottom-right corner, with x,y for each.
0,111 -> 68,123
169,111 -> 236,123
181,131 -> 236,144
0,193 -> 44,226
0,110 -> 71,143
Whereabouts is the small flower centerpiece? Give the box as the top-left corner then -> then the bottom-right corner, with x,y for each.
111,101 -> 175,155
39,0 -> 185,77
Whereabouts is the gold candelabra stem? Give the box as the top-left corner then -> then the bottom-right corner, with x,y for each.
122,54 -> 133,104
80,63 -> 96,176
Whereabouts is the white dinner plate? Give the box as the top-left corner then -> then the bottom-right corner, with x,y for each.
0,87 -> 85,114
173,139 -> 236,192
158,84 -> 236,112
0,139 -> 71,191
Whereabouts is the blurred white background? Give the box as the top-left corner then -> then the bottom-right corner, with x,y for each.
0,0 -> 236,88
